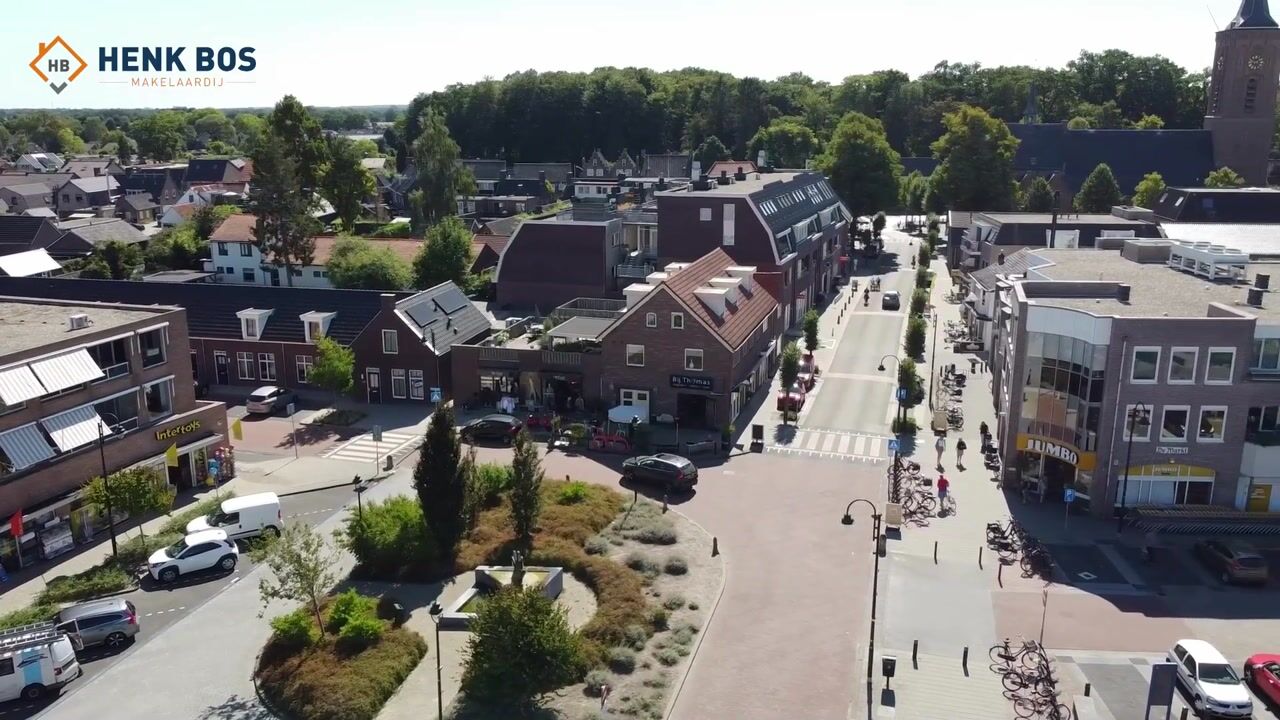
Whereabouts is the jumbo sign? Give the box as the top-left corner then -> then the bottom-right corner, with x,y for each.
1016,434 -> 1096,471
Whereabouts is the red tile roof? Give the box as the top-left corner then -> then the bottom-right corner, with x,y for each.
472,234 -> 509,256
705,160 -> 758,179
309,236 -> 423,265
209,213 -> 257,243
658,248 -> 778,349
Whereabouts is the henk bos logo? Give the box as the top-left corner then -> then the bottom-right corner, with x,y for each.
29,36 -> 257,94
29,36 -> 88,94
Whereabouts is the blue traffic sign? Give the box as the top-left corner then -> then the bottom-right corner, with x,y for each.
1064,488 -> 1076,503
430,387 -> 442,403
887,439 -> 900,453
896,387 -> 908,402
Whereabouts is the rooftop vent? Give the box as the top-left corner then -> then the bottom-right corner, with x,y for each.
664,262 -> 689,275
1117,284 -> 1131,303
1257,273 -> 1271,291
734,169 -> 747,181
68,313 -> 90,331
724,265 -> 757,292
717,170 -> 731,186
1248,288 -> 1265,307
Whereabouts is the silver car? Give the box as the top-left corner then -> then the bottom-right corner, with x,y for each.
55,598 -> 139,651
245,386 -> 296,415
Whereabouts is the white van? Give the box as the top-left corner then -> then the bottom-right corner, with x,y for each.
186,492 -> 282,541
0,622 -> 80,701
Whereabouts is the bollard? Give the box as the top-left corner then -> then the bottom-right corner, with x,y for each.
998,562 -> 1004,586
712,537 -> 719,557
978,545 -> 984,569
933,540 -> 938,564
1084,683 -> 1091,697
912,639 -> 918,668
662,493 -> 669,513
962,646 -> 969,672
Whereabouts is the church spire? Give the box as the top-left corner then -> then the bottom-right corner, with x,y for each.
1228,0 -> 1278,29
1021,82 -> 1042,124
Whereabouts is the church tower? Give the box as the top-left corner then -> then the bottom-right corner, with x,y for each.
1205,0 -> 1280,185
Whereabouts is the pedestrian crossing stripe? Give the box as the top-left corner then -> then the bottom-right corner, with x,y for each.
763,429 -> 890,463
323,431 -> 419,463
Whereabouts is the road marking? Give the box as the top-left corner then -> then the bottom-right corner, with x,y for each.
821,434 -> 838,452
323,430 -> 419,464
853,435 -> 868,455
838,435 -> 851,454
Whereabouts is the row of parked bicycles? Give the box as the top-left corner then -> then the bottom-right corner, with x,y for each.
940,368 -> 966,430
986,517 -> 1054,579
989,638 -> 1072,719
889,457 -> 954,523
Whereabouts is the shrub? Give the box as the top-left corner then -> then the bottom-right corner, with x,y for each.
270,609 -> 317,649
607,647 -> 637,674
618,503 -> 678,545
584,536 -> 610,555
584,669 -> 612,697
688,601 -> 700,611
905,316 -> 927,357
37,564 -> 132,604
626,553 -> 660,577
909,288 -> 928,317
339,496 -> 436,579
648,607 -> 669,631
674,619 -> 700,634
915,265 -> 930,287
655,648 -> 680,666
663,556 -> 688,575
623,623 -> 650,650
892,416 -> 919,434
0,603 -> 58,631
662,594 -> 686,610
558,481 -> 589,505
643,673 -> 669,689
328,589 -> 377,633
338,615 -> 386,651
672,626 -> 695,646
471,463 -> 512,507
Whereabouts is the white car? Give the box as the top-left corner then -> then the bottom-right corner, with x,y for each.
147,529 -> 239,583
1167,639 -> 1253,718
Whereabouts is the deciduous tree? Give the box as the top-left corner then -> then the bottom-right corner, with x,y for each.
746,118 -> 818,168
254,523 -> 339,636
322,136 -> 375,231
82,466 -> 174,549
1023,177 -> 1056,212
802,309 -> 820,354
412,109 -> 475,227
309,336 -> 355,405
414,216 -> 473,289
816,112 -> 902,221
326,236 -> 412,290
1074,163 -> 1123,212
80,240 -> 142,280
694,135 -> 731,169
1132,171 -> 1166,209
928,105 -> 1019,211
267,96 -> 330,191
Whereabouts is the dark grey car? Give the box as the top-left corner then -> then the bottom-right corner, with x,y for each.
622,453 -> 699,491
55,598 -> 139,651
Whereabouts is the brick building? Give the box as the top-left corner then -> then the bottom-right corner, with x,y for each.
0,296 -> 227,569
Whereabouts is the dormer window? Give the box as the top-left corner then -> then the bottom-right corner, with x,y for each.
236,308 -> 273,341
299,311 -> 337,344
244,318 -> 258,339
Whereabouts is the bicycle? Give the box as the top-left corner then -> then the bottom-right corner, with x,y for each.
989,638 -> 1046,670
1013,694 -> 1070,720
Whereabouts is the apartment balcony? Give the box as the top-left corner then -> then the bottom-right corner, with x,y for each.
616,262 -> 655,280
1243,432 -> 1280,477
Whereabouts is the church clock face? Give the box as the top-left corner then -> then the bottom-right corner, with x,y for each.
1249,54 -> 1265,71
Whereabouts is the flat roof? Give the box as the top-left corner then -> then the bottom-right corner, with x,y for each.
0,299 -> 169,357
548,316 -> 612,341
142,270 -> 215,283
1160,223 -> 1280,259
979,212 -> 1154,226
1024,249 -> 1280,321
657,171 -> 808,197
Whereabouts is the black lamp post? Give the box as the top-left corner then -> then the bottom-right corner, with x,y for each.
1116,402 -> 1149,533
841,498 -> 883,700
877,354 -> 904,427
352,475 -> 367,521
95,412 -> 123,560
928,310 -> 939,410
428,601 -> 444,719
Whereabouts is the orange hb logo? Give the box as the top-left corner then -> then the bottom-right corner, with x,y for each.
29,36 -> 87,94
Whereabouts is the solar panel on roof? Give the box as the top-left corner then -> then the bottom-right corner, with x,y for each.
434,289 -> 468,315
404,303 -> 437,327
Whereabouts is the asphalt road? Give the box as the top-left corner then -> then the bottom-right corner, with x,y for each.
0,485 -> 353,720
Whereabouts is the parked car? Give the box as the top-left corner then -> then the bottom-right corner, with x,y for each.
777,382 -> 807,413
1244,653 -> 1280,707
881,290 -> 901,311
798,353 -> 819,389
245,386 -> 297,415
148,529 -> 239,583
54,598 -> 139,651
622,453 -> 699,491
1193,539 -> 1269,585
1167,639 -> 1253,718
460,414 -> 522,444
0,623 -> 79,701
187,492 -> 282,541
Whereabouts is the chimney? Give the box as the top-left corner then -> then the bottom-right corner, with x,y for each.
1117,284 -> 1131,302
646,272 -> 669,286
757,150 -> 767,168
624,283 -> 655,308
1248,288 -> 1265,307
380,293 -> 397,311
664,262 -> 689,275
617,172 -> 626,182
538,170 -> 547,182
1257,273 -> 1271,290
717,170 -> 730,186
690,160 -> 702,180
694,287 -> 728,317
656,176 -> 667,191
709,277 -> 742,303
997,252 -> 1005,265
725,265 -> 757,293
734,169 -> 747,181
500,169 -> 511,181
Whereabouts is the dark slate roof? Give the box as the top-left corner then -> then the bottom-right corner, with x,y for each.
1230,0 -> 1277,27
0,217 -> 55,254
498,221 -> 607,286
974,212 -> 1163,248
1152,187 -> 1280,222
900,157 -> 939,176
0,277 -> 412,345
121,172 -> 173,203
1009,123 -> 1068,171
1062,129 -> 1214,195
642,153 -> 690,179
512,163 -> 572,183
748,172 -> 844,237
394,282 -> 490,355
481,216 -> 521,237
462,159 -> 507,181
969,248 -> 1046,290
117,194 -> 158,212
184,158 -> 251,185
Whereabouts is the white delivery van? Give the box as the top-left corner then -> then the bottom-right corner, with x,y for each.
186,492 -> 282,541
0,622 -> 80,701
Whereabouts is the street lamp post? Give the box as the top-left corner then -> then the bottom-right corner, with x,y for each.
428,601 -> 444,719
841,499 -> 883,708
928,310 -> 939,410
876,354 -> 904,427
1116,402 -> 1148,533
95,412 -> 123,560
352,475 -> 367,521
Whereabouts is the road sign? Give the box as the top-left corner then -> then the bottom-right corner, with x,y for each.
887,438 -> 900,454
372,425 -> 383,443
286,402 -> 296,415
430,387 -> 442,403
896,387 -> 908,402
1064,488 -> 1076,503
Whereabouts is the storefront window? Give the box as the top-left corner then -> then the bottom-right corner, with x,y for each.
479,371 -> 517,395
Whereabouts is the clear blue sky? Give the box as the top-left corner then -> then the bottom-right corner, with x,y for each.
1,0 -> 1238,109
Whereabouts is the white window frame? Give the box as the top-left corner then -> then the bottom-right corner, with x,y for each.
391,369 -> 407,399
409,369 -> 425,400
382,329 -> 399,354
671,312 -> 684,330
1130,346 -> 1161,384
1198,406 -> 1228,443
295,355 -> 313,384
1167,347 -> 1198,385
626,344 -> 645,367
1123,404 -> 1152,441
684,348 -> 704,372
242,318 -> 258,340
699,207 -> 712,222
257,353 -> 277,382
1205,347 -> 1236,385
236,351 -> 255,380
142,377 -> 175,420
645,312 -> 657,328
1159,405 -> 1191,443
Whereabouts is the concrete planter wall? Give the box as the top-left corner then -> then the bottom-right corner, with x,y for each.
439,565 -> 564,629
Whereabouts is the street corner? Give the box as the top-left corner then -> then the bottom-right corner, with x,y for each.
230,412 -> 360,458
1044,543 -> 1131,587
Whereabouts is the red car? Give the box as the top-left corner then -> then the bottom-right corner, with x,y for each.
777,383 -> 807,413
1245,654 -> 1280,706
798,353 -> 819,389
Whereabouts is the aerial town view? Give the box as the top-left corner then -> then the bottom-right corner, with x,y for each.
3,1 -> 1280,718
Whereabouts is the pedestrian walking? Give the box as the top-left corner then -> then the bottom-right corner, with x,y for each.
956,438 -> 967,467
935,435 -> 946,469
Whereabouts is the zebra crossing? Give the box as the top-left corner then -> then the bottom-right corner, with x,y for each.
763,427 -> 892,463
322,429 -> 420,465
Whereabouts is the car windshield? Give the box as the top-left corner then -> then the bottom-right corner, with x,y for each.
1235,555 -> 1266,568
163,539 -> 187,558
1199,662 -> 1240,683
207,511 -> 230,526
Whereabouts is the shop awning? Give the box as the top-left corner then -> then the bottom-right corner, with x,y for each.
0,423 -> 55,470
41,405 -> 108,453
609,405 -> 642,424
0,365 -> 46,405
29,349 -> 104,393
